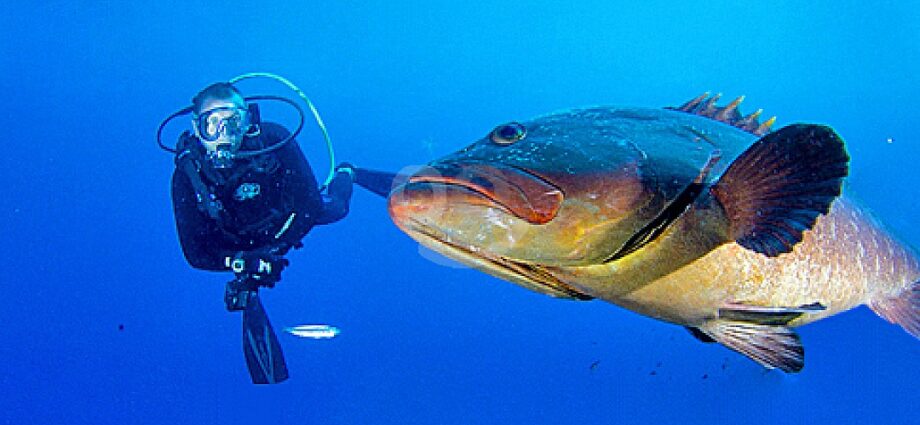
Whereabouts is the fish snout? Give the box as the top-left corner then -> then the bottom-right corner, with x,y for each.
387,168 -> 441,227
388,162 -> 564,226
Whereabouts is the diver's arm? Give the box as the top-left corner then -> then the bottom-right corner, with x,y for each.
170,170 -> 238,271
315,169 -> 354,225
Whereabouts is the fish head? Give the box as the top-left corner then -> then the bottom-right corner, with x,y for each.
388,107 -> 712,269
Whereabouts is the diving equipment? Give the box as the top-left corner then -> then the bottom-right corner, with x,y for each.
207,144 -> 235,169
225,275 -> 257,312
194,105 -> 256,142
242,289 -> 289,384
158,72 -> 337,186
229,72 -> 337,188
225,275 -> 288,384
158,95 -> 304,170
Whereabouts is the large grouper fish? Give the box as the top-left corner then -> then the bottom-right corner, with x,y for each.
387,93 -> 919,372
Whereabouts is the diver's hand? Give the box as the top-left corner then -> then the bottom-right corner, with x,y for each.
225,248 -> 289,286
334,162 -> 356,178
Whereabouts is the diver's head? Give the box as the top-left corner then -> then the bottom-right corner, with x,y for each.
191,82 -> 255,168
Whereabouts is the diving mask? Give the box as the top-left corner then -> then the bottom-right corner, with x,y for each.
195,106 -> 252,142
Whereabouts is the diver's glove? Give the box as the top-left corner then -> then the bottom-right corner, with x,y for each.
225,248 -> 289,287
334,162 -> 356,179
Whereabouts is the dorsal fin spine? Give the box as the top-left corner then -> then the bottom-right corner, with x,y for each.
755,116 -> 777,135
677,92 -> 709,112
668,93 -> 775,136
715,95 -> 744,121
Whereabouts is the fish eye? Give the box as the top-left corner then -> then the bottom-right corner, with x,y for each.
490,122 -> 526,145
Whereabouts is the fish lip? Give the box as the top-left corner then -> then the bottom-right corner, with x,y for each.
404,217 -> 591,300
406,217 -> 506,267
407,217 -> 518,275
405,161 -> 565,225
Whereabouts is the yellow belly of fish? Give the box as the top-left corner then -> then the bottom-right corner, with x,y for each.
603,197 -> 920,327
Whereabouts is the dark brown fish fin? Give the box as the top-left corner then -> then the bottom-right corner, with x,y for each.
719,302 -> 825,325
870,279 -> 920,339
686,326 -> 717,343
666,92 -> 777,135
699,320 -> 804,373
711,124 -> 849,257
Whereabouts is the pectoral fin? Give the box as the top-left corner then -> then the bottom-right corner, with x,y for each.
711,124 -> 849,257
698,319 -> 805,373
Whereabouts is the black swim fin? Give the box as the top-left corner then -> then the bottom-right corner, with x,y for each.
242,293 -> 289,384
353,167 -> 404,198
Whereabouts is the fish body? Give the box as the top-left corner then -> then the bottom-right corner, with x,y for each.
388,98 -> 920,371
568,195 -> 916,326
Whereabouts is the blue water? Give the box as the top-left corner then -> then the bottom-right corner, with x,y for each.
2,1 -> 918,424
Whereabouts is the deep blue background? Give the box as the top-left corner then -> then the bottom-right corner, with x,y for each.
2,1 -> 918,424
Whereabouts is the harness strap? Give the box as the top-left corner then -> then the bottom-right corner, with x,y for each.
177,149 -> 224,221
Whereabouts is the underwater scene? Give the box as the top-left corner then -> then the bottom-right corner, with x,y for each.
1,1 -> 918,424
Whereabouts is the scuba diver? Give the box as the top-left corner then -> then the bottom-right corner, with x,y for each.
171,82 -> 354,300
159,75 -> 396,384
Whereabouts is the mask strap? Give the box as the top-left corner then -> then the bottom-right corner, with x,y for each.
246,123 -> 262,138
245,102 -> 262,138
191,117 -> 205,141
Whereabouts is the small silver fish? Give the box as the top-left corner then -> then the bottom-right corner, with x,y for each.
284,324 -> 341,339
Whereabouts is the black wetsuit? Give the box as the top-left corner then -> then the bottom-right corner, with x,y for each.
171,122 -> 352,271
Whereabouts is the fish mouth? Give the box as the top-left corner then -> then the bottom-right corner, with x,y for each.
397,161 -> 565,225
403,217 -> 593,300
387,161 -> 590,299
